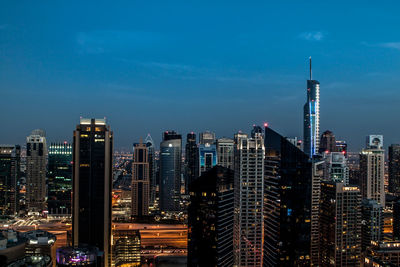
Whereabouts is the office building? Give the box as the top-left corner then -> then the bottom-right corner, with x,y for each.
336,140 -> 348,156
26,129 -> 47,211
389,144 -> 400,195
251,125 -> 263,138
72,118 -> 112,265
362,199 -> 383,251
319,182 -> 362,266
263,126 -> 316,266
216,138 -> 234,171
199,131 -> 215,145
323,152 -> 350,184
131,140 -> 150,217
112,230 -> 140,266
144,134 -> 157,208
303,57 -> 320,157
48,142 -> 72,215
0,145 -> 20,215
233,134 -> 264,266
188,166 -> 234,267
185,132 -> 198,191
198,143 -> 217,176
366,241 -> 400,267
393,200 -> 400,240
24,230 -> 56,262
159,131 -> 182,212
319,130 -> 337,154
360,135 -> 385,207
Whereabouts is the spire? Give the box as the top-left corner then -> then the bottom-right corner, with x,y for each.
309,56 -> 312,80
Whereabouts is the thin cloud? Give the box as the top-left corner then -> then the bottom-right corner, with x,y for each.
299,31 -> 325,41
378,42 -> 400,50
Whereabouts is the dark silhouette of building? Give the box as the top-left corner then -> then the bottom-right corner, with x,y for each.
263,126 -> 318,266
361,199 -> 383,252
393,200 -> 400,240
389,144 -> 400,195
72,118 -> 112,265
319,130 -> 337,154
0,145 -> 20,215
131,140 -> 149,217
188,166 -> 234,267
48,142 -> 72,215
159,131 -> 182,212
185,132 -> 198,193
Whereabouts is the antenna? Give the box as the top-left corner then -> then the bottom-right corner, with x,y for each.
309,56 -> 312,80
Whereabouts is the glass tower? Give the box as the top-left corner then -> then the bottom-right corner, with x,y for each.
0,145 -> 20,215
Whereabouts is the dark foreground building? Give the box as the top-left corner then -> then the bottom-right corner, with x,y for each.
188,166 -> 234,267
263,126 -> 317,266
72,118 -> 112,265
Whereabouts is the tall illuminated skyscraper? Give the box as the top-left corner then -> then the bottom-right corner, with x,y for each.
199,131 -> 215,145
131,140 -> 149,217
72,118 -> 112,265
48,142 -> 72,215
26,129 -> 47,211
233,133 -> 264,266
303,57 -> 320,157
198,143 -> 217,176
0,145 -> 20,215
144,134 -> 156,208
360,135 -> 385,207
216,138 -> 234,170
159,131 -> 182,212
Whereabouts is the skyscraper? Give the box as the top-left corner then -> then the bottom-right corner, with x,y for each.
188,166 -> 234,267
0,145 -> 20,215
303,57 -> 320,157
263,126 -> 317,266
389,144 -> 400,195
323,152 -> 350,184
159,131 -> 182,212
216,138 -> 234,170
361,199 -> 383,252
233,133 -> 264,266
360,135 -> 385,207
198,143 -> 217,176
185,132 -> 198,192
251,125 -> 263,138
144,134 -> 156,209
72,118 -> 112,265
26,129 -> 47,211
319,181 -> 361,266
199,131 -> 215,145
131,140 -> 150,217
319,130 -> 337,154
48,142 -> 72,215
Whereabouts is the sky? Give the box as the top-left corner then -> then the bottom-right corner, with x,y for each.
1,1 -> 400,151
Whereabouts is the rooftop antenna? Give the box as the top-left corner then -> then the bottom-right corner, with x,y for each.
309,56 -> 312,80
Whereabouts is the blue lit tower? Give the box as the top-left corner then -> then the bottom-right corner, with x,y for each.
303,57 -> 320,157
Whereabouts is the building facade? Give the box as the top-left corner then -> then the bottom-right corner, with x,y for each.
234,134 -> 264,266
188,166 -> 234,267
159,131 -> 182,212
389,144 -> 400,195
361,199 -> 383,251
26,129 -> 47,211
144,134 -> 157,209
319,130 -> 337,154
216,138 -> 234,171
48,142 -> 72,215
0,145 -> 20,215
185,132 -> 198,192
198,143 -> 217,176
131,141 -> 150,217
72,118 -> 112,265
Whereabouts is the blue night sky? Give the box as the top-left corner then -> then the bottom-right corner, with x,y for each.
1,1 -> 400,151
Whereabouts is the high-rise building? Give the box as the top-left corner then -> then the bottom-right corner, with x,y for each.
361,199 -> 383,251
112,230 -> 141,266
303,57 -> 320,157
131,140 -> 150,217
251,125 -> 263,138
319,182 -> 362,266
216,138 -> 234,171
198,143 -> 217,176
263,126 -> 316,266
0,145 -> 20,215
72,118 -> 112,265
389,144 -> 400,195
185,132 -> 198,192
159,131 -> 182,212
26,129 -> 47,211
319,130 -> 337,154
393,200 -> 400,240
48,142 -> 72,215
188,166 -> 234,267
233,134 -> 264,266
199,131 -> 215,145
323,152 -> 350,184
144,134 -> 157,209
365,241 -> 400,267
360,135 -> 385,207
336,140 -> 348,156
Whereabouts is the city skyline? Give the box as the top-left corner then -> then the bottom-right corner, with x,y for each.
1,2 -> 400,150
